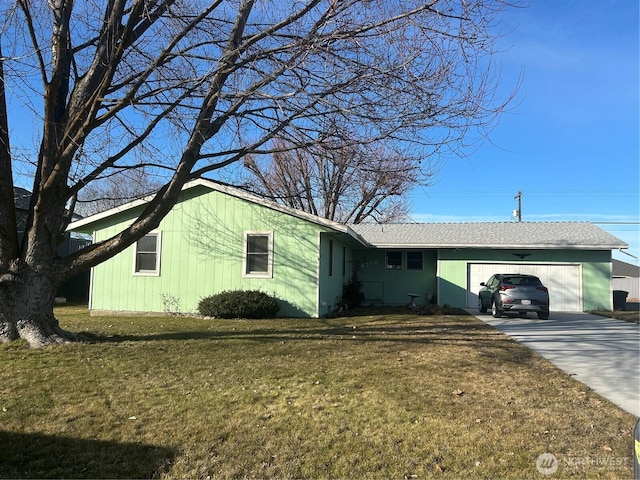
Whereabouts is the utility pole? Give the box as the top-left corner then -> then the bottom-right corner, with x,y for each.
514,191 -> 522,222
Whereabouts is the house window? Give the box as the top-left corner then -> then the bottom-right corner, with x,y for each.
328,239 -> 334,277
407,251 -> 423,271
386,251 -> 402,270
133,231 -> 161,276
244,231 -> 273,277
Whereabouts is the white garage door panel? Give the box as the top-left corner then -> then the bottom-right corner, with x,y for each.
467,263 -> 582,312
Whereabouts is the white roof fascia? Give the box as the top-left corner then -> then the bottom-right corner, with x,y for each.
202,179 -> 345,231
203,180 -> 369,246
67,197 -> 150,230
67,178 -> 369,246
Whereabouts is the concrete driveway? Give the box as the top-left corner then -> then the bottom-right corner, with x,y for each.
469,310 -> 640,417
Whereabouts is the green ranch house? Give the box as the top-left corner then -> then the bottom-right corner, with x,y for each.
69,179 -> 627,317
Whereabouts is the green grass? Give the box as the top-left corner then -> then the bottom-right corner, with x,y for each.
0,306 -> 636,478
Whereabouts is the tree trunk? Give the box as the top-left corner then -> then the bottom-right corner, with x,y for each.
0,266 -> 80,348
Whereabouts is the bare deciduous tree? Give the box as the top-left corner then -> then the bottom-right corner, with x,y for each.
77,169 -> 163,216
0,0 -> 517,346
240,135 -> 431,224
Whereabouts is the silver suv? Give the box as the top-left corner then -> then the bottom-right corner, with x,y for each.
478,274 -> 550,320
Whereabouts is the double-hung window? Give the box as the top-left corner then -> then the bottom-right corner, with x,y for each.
244,231 -> 273,278
406,251 -> 423,271
386,251 -> 402,270
342,246 -> 347,278
133,231 -> 161,276
328,239 -> 334,277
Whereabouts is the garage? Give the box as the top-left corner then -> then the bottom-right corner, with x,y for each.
467,263 -> 582,312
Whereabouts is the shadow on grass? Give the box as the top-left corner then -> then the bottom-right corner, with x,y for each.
84,317 -> 497,345
80,314 -> 533,366
0,430 -> 175,479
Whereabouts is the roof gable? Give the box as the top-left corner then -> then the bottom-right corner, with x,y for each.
67,178 -> 367,244
351,222 -> 627,250
68,181 -> 627,251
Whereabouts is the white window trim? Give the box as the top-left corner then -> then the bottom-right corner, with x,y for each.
132,230 -> 162,276
243,231 -> 274,278
385,250 -> 403,270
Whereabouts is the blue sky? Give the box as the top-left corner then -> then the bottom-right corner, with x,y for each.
410,0 -> 639,264
9,1 -> 637,263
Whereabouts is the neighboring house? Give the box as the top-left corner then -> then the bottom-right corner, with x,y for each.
612,259 -> 640,300
68,179 -> 628,316
14,187 -> 91,301
14,187 -> 31,234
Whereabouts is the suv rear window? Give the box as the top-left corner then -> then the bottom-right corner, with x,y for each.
502,276 -> 541,286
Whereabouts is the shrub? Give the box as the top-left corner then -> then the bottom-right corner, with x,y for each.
342,272 -> 365,309
198,290 -> 280,319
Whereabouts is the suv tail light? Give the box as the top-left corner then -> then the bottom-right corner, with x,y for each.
536,286 -> 549,293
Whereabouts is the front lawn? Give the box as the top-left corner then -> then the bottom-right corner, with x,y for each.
0,306 -> 635,478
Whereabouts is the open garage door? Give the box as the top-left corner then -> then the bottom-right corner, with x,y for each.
467,263 -> 582,312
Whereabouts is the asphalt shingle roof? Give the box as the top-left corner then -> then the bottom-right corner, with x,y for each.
612,259 -> 640,277
67,178 -> 628,253
350,222 -> 627,249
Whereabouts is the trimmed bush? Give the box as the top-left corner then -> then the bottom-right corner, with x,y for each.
198,290 -> 280,319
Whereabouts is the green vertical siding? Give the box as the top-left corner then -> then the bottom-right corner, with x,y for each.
356,249 -> 437,306
88,186 -> 350,317
582,256 -> 613,310
317,234 -> 353,316
437,255 -> 468,307
82,186 -> 617,316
